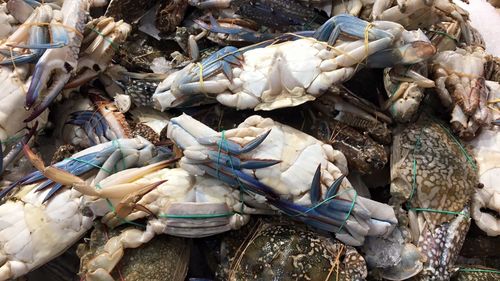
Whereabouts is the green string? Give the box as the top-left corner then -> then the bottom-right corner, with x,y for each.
1,133 -> 24,146
435,121 -> 477,171
89,27 -> 120,51
304,14 -> 318,30
112,139 -> 127,173
65,157 -> 112,174
459,268 -> 500,274
410,208 -> 468,218
426,29 -> 458,43
291,187 -> 358,232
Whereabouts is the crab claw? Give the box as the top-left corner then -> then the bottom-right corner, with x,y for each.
23,144 -> 85,186
114,180 -> 166,218
198,162 -> 395,246
24,56 -> 73,121
367,41 -> 436,68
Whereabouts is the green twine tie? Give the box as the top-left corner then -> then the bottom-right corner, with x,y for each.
90,27 -> 120,51
459,268 -> 500,274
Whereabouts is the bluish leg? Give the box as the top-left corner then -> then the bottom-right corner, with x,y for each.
313,14 -> 393,45
1,122 -> 38,174
13,24 -> 68,49
194,16 -> 276,44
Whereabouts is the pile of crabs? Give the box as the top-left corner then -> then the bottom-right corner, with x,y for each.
0,0 -> 498,280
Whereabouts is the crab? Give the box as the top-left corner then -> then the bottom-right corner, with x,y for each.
308,93 -> 391,174
431,46 -> 493,139
426,20 -> 485,53
218,219 -> 368,280
467,80 -> 500,236
382,29 -> 435,123
167,113 -> 398,246
0,136 -> 276,280
372,0 -> 474,45
50,166 -> 274,281
22,0 -> 92,123
0,137 -> 169,280
152,14 -> 436,111
189,0 -> 327,32
383,62 -> 435,123
389,115 -> 478,279
0,1 -> 67,65
77,221 -> 191,281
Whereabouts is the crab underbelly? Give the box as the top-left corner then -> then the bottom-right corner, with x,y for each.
238,39 -> 323,108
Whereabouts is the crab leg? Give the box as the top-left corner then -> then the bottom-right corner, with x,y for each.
0,122 -> 38,174
24,0 -> 90,122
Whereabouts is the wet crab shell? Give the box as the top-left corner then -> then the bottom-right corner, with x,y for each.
218,220 -> 367,281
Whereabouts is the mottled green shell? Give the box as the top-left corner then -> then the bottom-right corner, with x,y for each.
222,222 -> 366,281
391,116 -> 478,228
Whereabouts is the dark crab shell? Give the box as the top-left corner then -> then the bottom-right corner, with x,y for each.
218,220 -> 367,281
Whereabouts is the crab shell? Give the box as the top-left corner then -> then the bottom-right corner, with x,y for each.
219,221 -> 368,281
391,115 -> 478,279
391,115 -> 477,227
77,221 -> 190,281
0,184 -> 92,281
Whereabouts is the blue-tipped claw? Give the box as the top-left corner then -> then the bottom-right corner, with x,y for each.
206,150 -> 280,169
366,41 -> 436,68
66,110 -> 111,145
198,129 -> 271,155
198,159 -> 354,235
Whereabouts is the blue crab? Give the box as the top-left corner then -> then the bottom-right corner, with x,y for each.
388,115 -> 478,279
152,14 -> 435,111
167,113 -> 398,246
